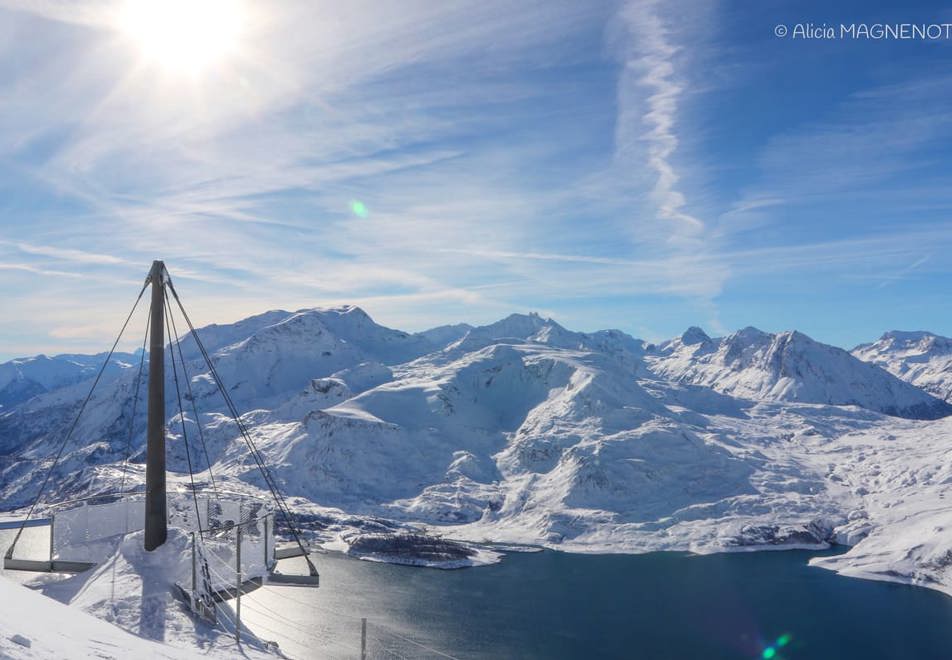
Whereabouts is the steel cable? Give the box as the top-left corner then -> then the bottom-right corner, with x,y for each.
165,278 -> 315,574
5,280 -> 149,559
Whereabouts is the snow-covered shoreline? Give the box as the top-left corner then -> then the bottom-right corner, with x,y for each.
319,523 -> 952,603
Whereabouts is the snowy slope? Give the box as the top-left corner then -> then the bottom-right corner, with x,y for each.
853,331 -> 952,402
646,326 -> 951,419
173,309 -> 295,359
808,415 -> 952,596
0,574 -> 205,659
4,307 -> 952,606
0,526 -> 277,659
415,323 -> 473,347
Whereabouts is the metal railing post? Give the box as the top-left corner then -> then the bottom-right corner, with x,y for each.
235,525 -> 242,644
49,513 -> 55,563
264,513 -> 270,571
361,617 -> 367,660
191,532 -> 196,610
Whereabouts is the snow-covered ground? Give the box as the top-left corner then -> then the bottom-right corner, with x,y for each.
0,574 -> 172,659
2,305 -> 952,616
0,527 -> 278,659
0,572 -> 216,659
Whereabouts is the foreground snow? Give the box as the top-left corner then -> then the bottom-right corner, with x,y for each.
1,529 -> 277,659
0,573 -> 203,659
3,306 -> 952,607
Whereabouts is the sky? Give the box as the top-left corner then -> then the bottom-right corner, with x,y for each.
0,0 -> 951,360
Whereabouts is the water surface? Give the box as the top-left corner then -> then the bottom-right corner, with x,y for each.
242,547 -> 952,659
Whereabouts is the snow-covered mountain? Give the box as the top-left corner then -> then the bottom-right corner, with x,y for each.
414,322 -> 473,347
3,308 -> 952,600
646,326 -> 951,419
184,305 -> 434,409
852,331 -> 952,402
0,352 -> 137,410
446,313 -> 646,375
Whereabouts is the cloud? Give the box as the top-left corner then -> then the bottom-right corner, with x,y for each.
872,254 -> 932,289
0,0 -> 114,28
0,240 -> 131,265
595,0 -> 730,333
0,261 -> 84,278
616,0 -> 703,234
721,75 -> 952,236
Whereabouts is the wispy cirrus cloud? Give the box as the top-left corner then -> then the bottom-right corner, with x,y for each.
0,262 -> 84,278
615,0 -> 704,235
596,0 -> 732,335
720,75 -> 952,237
0,240 -> 131,265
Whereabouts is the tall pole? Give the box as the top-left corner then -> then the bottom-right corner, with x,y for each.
144,260 -> 167,551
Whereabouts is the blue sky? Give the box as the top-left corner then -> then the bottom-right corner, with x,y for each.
1,0 -> 951,360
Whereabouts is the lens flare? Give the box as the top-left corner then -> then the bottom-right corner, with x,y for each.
761,632 -> 792,659
350,200 -> 369,218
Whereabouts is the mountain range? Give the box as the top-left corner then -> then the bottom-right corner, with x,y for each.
2,307 -> 951,596
852,330 -> 952,401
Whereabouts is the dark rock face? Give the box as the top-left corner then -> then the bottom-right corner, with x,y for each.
346,532 -> 476,562
727,519 -> 836,548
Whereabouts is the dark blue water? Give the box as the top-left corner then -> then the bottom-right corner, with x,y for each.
243,548 -> 952,659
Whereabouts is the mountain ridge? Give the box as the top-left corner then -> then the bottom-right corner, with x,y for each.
645,325 -> 951,419
3,311 -> 950,419
852,330 -> 952,401
4,306 -> 952,598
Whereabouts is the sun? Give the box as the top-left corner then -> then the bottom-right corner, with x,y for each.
118,0 -> 245,75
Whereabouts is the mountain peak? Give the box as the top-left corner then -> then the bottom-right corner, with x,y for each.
500,311 -> 548,324
475,312 -> 554,339
881,330 -> 936,341
852,330 -> 952,400
777,329 -> 814,344
296,304 -> 371,320
680,326 -> 710,345
732,326 -> 768,341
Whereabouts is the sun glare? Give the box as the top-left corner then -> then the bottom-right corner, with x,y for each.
119,0 -> 244,75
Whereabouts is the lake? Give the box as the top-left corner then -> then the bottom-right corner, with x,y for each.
4,523 -> 952,659
241,547 -> 952,660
